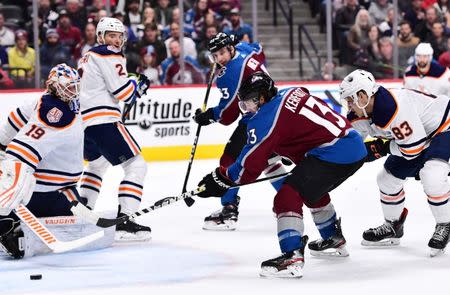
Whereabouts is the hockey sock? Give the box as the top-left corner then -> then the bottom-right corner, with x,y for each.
119,155 -> 147,215
220,187 -> 239,206
80,156 -> 110,209
309,197 -> 337,240
380,190 -> 405,221
277,212 -> 304,253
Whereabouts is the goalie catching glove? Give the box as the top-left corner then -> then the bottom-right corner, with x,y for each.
364,138 -> 390,162
197,167 -> 234,198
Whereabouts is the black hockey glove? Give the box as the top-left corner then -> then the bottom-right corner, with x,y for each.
365,138 -> 390,162
193,108 -> 215,126
197,167 -> 234,198
135,74 -> 151,98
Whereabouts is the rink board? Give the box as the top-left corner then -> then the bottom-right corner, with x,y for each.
0,80 -> 401,161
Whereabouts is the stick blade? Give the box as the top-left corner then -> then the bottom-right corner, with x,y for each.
51,231 -> 105,253
184,197 -> 195,207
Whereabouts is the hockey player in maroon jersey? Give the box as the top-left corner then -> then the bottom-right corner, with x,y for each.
196,72 -> 367,278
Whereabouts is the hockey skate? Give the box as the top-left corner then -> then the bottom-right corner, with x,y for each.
203,200 -> 239,231
115,213 -> 151,242
260,236 -> 309,278
361,208 -> 408,246
308,218 -> 349,257
428,222 -> 450,257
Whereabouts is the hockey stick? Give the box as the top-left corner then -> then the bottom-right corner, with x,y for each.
14,204 -> 104,253
181,60 -> 218,207
324,90 -> 342,107
71,171 -> 291,228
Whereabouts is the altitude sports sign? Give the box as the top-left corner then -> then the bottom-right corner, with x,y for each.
0,80 -> 402,161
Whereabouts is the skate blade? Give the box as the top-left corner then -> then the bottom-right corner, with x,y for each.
361,238 -> 400,247
202,221 -> 237,231
430,247 -> 446,257
260,265 -> 303,278
115,231 -> 152,242
309,246 -> 349,257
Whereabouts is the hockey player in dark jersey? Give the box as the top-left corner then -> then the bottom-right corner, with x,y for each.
193,32 -> 287,230
196,72 -> 367,278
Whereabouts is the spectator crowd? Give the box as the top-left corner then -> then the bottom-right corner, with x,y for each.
306,0 -> 450,80
0,0 -> 252,88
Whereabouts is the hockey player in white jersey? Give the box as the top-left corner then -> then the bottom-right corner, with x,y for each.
403,43 -> 450,96
78,17 -> 151,241
340,69 -> 450,256
0,64 -> 112,259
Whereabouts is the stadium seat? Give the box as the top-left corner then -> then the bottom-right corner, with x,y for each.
0,5 -> 24,23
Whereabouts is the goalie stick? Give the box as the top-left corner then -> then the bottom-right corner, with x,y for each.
71,172 -> 291,228
15,204 -> 105,253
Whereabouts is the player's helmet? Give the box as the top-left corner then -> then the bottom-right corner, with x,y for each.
96,17 -> 127,49
339,69 -> 378,114
46,63 -> 81,103
208,32 -> 234,52
414,42 -> 433,66
238,72 -> 277,112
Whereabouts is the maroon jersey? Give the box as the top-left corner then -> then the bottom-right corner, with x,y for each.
226,87 -> 366,183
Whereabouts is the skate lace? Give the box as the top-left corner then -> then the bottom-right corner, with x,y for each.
432,224 -> 450,242
373,223 -> 394,236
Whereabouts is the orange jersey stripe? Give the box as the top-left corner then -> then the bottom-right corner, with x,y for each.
8,144 -> 39,164
117,123 -> 139,154
116,84 -> 135,101
10,112 -> 24,128
34,174 -> 79,183
82,111 -> 121,122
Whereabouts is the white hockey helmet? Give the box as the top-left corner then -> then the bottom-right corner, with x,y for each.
339,69 -> 378,112
96,17 -> 126,48
46,63 -> 80,103
415,42 -> 433,66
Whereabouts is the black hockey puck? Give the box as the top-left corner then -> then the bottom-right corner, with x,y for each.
30,274 -> 42,280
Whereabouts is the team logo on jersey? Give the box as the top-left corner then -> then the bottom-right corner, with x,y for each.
47,107 -> 63,123
217,66 -> 226,78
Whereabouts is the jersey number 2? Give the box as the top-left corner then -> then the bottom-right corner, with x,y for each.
115,64 -> 126,76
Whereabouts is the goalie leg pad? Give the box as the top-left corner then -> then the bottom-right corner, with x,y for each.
20,212 -> 115,257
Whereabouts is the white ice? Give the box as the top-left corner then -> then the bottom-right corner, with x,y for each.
2,159 -> 449,295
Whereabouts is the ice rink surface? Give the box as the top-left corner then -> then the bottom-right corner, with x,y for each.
2,159 -> 450,295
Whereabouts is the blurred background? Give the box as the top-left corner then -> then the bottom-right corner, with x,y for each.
0,0 -> 446,89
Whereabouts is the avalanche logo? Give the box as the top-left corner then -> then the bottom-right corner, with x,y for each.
47,107 -> 63,123
217,66 -> 226,78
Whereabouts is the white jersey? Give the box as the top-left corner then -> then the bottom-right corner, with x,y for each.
78,45 -> 137,127
403,62 -> 450,96
0,94 -> 84,192
348,86 -> 450,159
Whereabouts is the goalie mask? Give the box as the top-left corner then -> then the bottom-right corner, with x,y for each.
46,64 -> 81,110
96,17 -> 127,50
238,72 -> 277,113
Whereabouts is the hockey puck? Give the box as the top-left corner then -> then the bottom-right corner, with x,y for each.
30,274 -> 42,280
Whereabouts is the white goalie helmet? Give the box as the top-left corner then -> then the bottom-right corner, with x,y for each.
339,69 -> 379,112
96,17 -> 126,48
46,63 -> 81,103
415,42 -> 433,66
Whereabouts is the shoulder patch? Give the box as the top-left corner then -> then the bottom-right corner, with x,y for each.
89,45 -> 124,57
38,94 -> 76,128
372,86 -> 398,129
